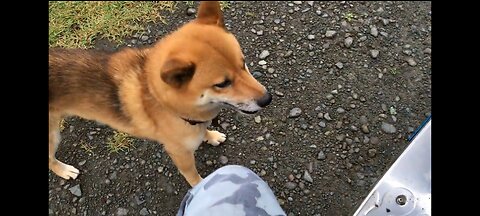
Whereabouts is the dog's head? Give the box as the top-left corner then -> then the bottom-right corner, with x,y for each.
146,1 -> 271,120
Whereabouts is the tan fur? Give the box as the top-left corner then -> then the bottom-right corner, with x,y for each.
49,1 -> 271,186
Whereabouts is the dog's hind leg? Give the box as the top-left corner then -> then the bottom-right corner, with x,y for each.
49,112 -> 79,179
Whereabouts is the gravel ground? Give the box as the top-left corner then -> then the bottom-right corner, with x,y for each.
48,1 -> 431,215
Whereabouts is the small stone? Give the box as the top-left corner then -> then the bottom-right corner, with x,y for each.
361,125 -> 370,134
370,26 -> 378,37
346,138 -> 353,145
285,50 -> 293,57
407,58 -> 417,66
258,60 -> 267,65
370,137 -> 380,144
368,149 -> 377,158
267,68 -> 275,73
371,50 -> 379,58
326,94 -> 334,100
250,160 -> 256,165
141,35 -> 149,41
117,208 -> 128,216
259,50 -> 270,59
274,19 -> 281,24
157,167 -> 164,173
78,160 -> 86,166
186,8 -> 196,16
254,116 -> 262,123
285,182 -> 297,190
316,10 -> 322,15
307,34 -> 315,40
140,208 -> 149,216
359,116 -> 368,124
252,71 -> 263,78
335,62 -> 343,69
69,185 -> 82,197
336,134 -> 345,141
206,160 -> 213,166
325,30 -> 337,38
318,121 -> 326,128
219,156 -> 228,165
275,91 -> 284,97
303,170 -> 313,183
395,96 -> 400,101
363,136 -> 370,144
381,104 -> 388,112
288,174 -> 295,181
336,107 -> 345,113
382,18 -> 390,25
344,37 -> 353,47
381,122 -> 397,133
293,1 -> 302,5
424,48 -> 432,54
288,108 -> 302,118
324,113 -> 332,121
256,30 -> 264,36
307,1 -> 314,6
317,151 -> 326,160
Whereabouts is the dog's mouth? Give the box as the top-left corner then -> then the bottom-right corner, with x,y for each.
239,110 -> 258,114
220,102 -> 259,115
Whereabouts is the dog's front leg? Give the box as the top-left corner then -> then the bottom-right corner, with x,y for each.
204,130 -> 226,146
165,146 -> 202,187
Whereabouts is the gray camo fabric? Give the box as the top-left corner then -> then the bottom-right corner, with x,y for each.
177,165 -> 286,216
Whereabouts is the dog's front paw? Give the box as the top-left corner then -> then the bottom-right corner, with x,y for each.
205,130 -> 226,146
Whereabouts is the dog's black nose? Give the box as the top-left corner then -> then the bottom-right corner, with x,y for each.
256,92 -> 272,108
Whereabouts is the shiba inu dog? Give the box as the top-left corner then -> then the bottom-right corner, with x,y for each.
49,1 -> 272,186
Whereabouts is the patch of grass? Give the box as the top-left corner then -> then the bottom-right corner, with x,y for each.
106,131 -> 135,153
80,140 -> 95,155
390,68 -> 399,75
343,12 -> 357,22
59,119 -> 66,132
49,1 -> 176,48
184,1 -> 229,10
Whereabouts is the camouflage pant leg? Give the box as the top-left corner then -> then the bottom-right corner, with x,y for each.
177,165 -> 286,216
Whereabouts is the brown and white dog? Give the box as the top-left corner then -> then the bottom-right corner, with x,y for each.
49,1 -> 272,186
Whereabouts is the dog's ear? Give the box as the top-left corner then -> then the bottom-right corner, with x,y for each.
196,1 -> 224,28
160,58 -> 195,88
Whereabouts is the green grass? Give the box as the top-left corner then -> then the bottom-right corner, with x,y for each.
343,12 -> 357,22
49,1 -> 230,49
49,1 -> 176,48
106,131 -> 135,153
184,1 -> 229,10
80,140 -> 95,155
59,119 -> 66,132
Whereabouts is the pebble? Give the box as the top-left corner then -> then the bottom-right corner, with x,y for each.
325,30 -> 337,38
381,122 -> 397,133
303,170 -> 313,183
219,155 -> 228,164
344,37 -> 353,47
259,50 -> 270,59
69,185 -> 82,197
371,50 -> 379,58
317,151 -> 326,160
288,108 -> 302,118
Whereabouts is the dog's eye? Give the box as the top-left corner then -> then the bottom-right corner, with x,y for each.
214,79 -> 232,88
